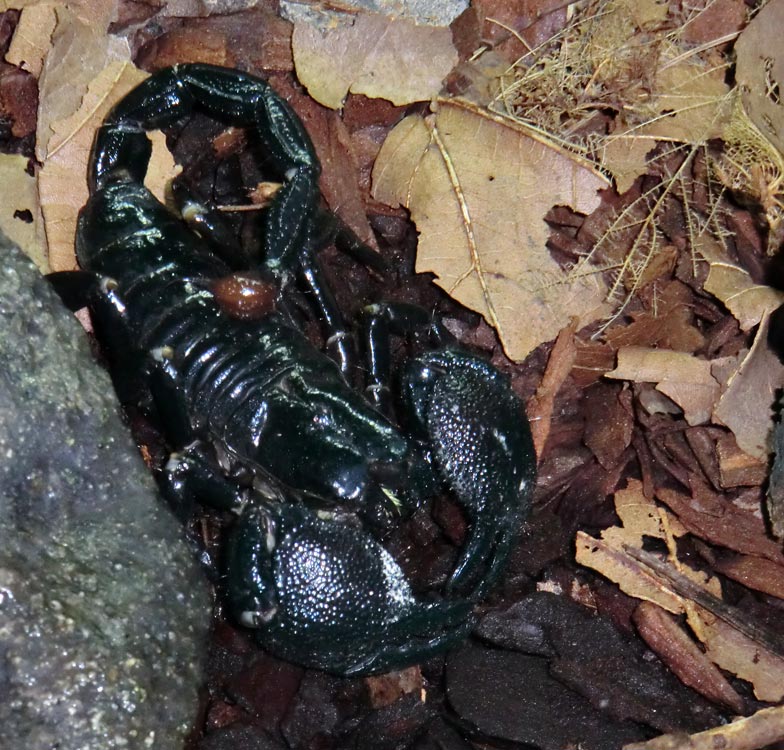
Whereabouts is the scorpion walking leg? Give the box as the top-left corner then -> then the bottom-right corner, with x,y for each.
299,253 -> 356,375
297,212 -> 388,375
163,444 -> 245,518
362,301 -> 451,414
47,270 -> 151,401
47,271 -> 131,352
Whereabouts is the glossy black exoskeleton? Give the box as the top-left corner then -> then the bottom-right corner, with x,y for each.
50,64 -> 537,675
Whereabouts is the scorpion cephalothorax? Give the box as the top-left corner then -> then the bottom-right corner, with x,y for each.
50,64 -> 537,675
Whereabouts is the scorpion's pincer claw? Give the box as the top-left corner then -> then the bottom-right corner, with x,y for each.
402,349 -> 537,599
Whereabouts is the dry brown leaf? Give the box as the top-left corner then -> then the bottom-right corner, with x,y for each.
36,3 -> 128,160
575,531 -> 685,613
644,63 -> 731,144
687,605 -> 784,703
0,153 -> 47,271
575,480 -> 696,614
611,480 -> 687,544
605,347 -> 720,425
601,135 -> 655,194
39,61 -> 178,271
292,15 -> 457,109
12,0 -> 117,27
579,480 -> 784,705
527,318 -> 577,456
734,0 -> 784,156
284,86 -> 378,250
713,313 -> 784,460
704,262 -> 784,331
372,99 -> 610,361
6,3 -> 57,77
710,553 -> 784,600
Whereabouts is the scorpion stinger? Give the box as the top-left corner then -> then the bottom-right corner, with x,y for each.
90,63 -> 321,277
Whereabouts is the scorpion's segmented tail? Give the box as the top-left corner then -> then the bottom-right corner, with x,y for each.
89,64 -> 321,274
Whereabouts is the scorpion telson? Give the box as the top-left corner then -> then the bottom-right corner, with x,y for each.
49,64 -> 537,675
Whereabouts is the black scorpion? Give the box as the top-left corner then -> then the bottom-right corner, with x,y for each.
50,63 -> 537,675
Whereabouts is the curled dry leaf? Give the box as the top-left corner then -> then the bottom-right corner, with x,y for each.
372,99 -> 610,361
606,331 -> 783,459
704,262 -> 784,332
713,313 -> 784,460
292,14 -> 457,109
575,533 -> 685,615
575,479 -> 695,615
605,347 -> 720,426
579,480 -> 784,708
526,318 -> 578,457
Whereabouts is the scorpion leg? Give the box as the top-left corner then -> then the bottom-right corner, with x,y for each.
363,302 -> 537,599
163,443 -> 245,519
47,271 -> 129,348
361,301 -> 447,414
296,212 -> 388,375
47,270 -> 150,402
299,253 -> 355,375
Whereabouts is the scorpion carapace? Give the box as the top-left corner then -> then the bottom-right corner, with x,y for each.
51,63 -> 537,675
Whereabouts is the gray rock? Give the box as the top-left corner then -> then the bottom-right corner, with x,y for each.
0,237 -> 211,749
280,0 -> 467,35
